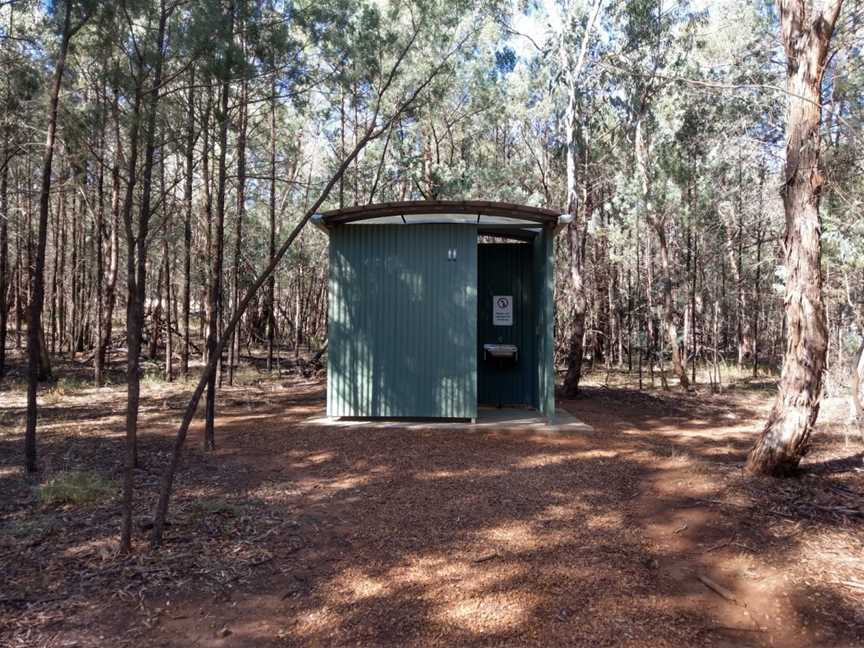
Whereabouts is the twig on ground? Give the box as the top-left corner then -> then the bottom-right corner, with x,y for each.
698,574 -> 738,603
709,626 -> 766,633
703,537 -> 733,552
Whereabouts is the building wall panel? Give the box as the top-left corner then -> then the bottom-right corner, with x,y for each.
328,224 -> 477,418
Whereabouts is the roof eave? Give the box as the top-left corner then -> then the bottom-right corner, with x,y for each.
318,200 -> 565,229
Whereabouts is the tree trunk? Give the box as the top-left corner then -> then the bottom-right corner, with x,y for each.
94,88 -> 107,385
559,0 -> 604,397
99,90 -> 121,382
752,173 -> 765,379
745,0 -> 842,476
0,132 -> 9,378
181,70 -> 194,377
561,116 -> 589,396
150,29 -> 458,546
690,222 -> 698,385
735,152 -> 753,367
49,192 -> 59,354
150,262 -> 163,360
201,86 -> 213,364
69,188 -> 79,356
152,113 -> 394,547
97,90 -> 121,385
56,186 -> 67,357
160,140 -> 172,383
294,258 -> 303,359
121,0 -> 168,552
720,193 -> 753,368
852,326 -> 864,435
25,0 -> 77,473
120,81 -> 144,551
0,2 -> 12,378
164,239 -> 173,382
228,59 -> 247,385
266,76 -> 277,372
204,53 -> 233,451
635,115 -> 688,390
15,223 -> 22,349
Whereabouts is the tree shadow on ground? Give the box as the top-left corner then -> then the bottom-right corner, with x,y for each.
1,379 -> 862,647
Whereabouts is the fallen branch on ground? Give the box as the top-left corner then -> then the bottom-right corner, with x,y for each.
698,574 -> 738,603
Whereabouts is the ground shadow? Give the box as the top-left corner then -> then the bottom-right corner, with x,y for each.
1,378 -> 862,647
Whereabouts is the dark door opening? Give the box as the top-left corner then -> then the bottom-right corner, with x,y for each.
477,241 -> 536,408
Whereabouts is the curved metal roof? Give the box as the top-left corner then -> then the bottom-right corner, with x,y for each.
316,200 -> 568,228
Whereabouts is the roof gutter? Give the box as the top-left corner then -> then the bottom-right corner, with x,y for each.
311,213 -> 329,236
555,213 -> 574,234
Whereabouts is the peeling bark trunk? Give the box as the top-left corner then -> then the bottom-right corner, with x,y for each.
561,94 -> 588,397
745,0 -> 842,476
559,0 -> 603,397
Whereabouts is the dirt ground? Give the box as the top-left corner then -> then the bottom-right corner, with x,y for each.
2,364 -> 864,647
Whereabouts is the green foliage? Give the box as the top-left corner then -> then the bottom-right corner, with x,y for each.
39,471 -> 118,507
1,0 -> 861,404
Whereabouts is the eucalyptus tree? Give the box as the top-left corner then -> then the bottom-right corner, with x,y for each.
746,0 -> 845,476
623,1 -> 708,389
820,2 -> 864,434
550,0 -> 604,396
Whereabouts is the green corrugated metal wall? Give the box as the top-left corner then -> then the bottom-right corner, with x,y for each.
477,244 -> 536,407
327,224 -> 478,418
533,228 -> 555,417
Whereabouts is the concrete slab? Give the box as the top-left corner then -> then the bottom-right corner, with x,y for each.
304,406 -> 593,433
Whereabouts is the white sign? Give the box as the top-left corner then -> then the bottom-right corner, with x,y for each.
493,295 -> 513,326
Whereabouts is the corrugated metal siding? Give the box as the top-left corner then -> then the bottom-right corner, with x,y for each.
327,224 -> 477,418
477,243 -> 536,407
533,229 -> 555,417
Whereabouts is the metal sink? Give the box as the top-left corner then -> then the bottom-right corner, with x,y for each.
484,344 -> 518,361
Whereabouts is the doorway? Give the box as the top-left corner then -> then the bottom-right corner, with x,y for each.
476,241 -> 537,408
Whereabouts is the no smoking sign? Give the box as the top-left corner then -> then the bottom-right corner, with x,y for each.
493,295 -> 513,326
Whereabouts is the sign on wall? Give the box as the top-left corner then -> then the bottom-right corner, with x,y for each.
493,295 -> 513,326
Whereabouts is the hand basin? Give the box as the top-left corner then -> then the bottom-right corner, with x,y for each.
484,344 -> 518,361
